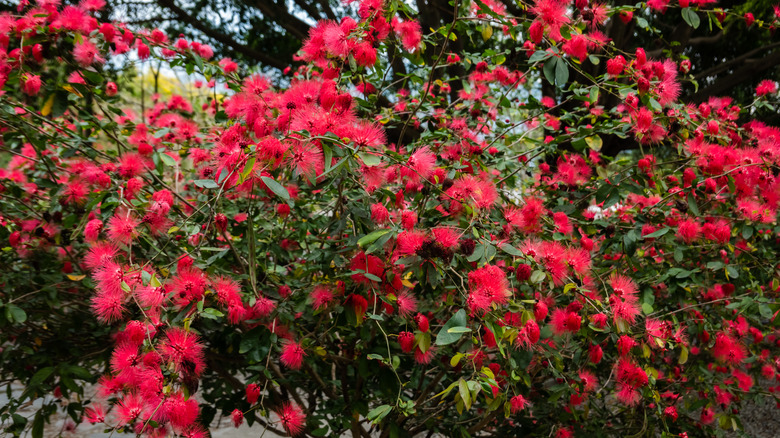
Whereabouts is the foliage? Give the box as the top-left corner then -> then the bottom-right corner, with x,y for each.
2,0 -> 780,437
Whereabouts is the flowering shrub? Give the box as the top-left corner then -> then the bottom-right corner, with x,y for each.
2,0 -> 780,437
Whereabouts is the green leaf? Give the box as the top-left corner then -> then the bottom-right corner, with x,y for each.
555,57 -> 569,87
500,243 -> 523,257
357,152 -> 382,166
530,270 -> 546,284
584,136 -> 602,151
674,247 -> 683,262
6,304 -> 27,323
681,8 -> 700,29
528,50 -> 553,64
447,327 -> 472,334
436,309 -> 468,346
358,229 -> 391,247
678,345 -> 689,365
260,176 -> 290,200
742,226 -> 753,240
459,379 -> 472,410
543,57 -> 558,86
367,404 -> 393,424
687,192 -> 700,216
31,412 -> 44,438
29,367 -> 54,387
193,179 -> 219,189
416,331 -> 432,353
159,153 -> 176,167
643,227 -> 670,239
201,308 -> 225,319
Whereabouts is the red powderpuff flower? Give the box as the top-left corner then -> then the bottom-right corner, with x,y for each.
756,79 -> 777,97
446,175 -> 499,210
276,402 -> 306,436
533,300 -> 548,321
406,146 -> 436,180
431,227 -> 460,249
158,328 -> 205,378
163,392 -> 200,430
280,340 -> 306,370
213,276 -> 242,308
393,19 -> 422,52
21,74 -> 42,96
170,269 -> 208,306
370,203 -> 390,224
231,409 -> 244,428
615,359 -> 648,406
91,289 -> 126,323
510,394 -> 530,413
588,344 -> 603,364
395,291 -> 418,318
677,218 -> 701,243
530,0 -> 571,42
84,241 -> 118,270
84,219 -> 103,241
616,335 -> 637,356
117,153 -> 148,179
467,264 -> 510,312
287,141 -> 323,180
610,295 -> 641,328
550,308 -> 581,335
396,230 -> 426,256
607,55 -> 626,76
62,179 -> 89,205
114,393 -> 146,426
700,407 -> 715,425
562,33 -> 589,62
349,252 -> 384,284
398,331 -> 415,352
414,346 -> 435,364
400,210 -> 418,230
552,212 -> 572,235
73,40 -> 104,67
415,313 -> 430,332
310,285 -> 334,310
253,296 -> 276,317
84,403 -> 106,424
516,319 -> 540,349
711,332 -> 746,364
516,264 -> 532,282
246,383 -> 261,404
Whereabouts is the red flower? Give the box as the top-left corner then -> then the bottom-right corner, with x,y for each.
398,331 -> 415,353
158,328 -> 206,378
510,394 -> 530,413
246,383 -> 261,404
280,340 -> 306,370
550,308 -> 581,335
276,402 -> 306,436
231,409 -> 244,428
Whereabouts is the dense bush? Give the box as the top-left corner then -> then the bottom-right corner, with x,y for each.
2,0 -> 780,437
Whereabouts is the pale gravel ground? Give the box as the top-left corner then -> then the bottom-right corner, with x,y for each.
4,381 -> 780,437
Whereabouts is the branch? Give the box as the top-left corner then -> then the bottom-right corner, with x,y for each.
244,0 -> 312,41
692,41 -> 780,82
690,48 -> 780,103
155,0 -> 289,69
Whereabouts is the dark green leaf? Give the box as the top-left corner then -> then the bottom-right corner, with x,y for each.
261,176 -> 290,200
436,309 -> 468,346
681,8 -> 700,29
